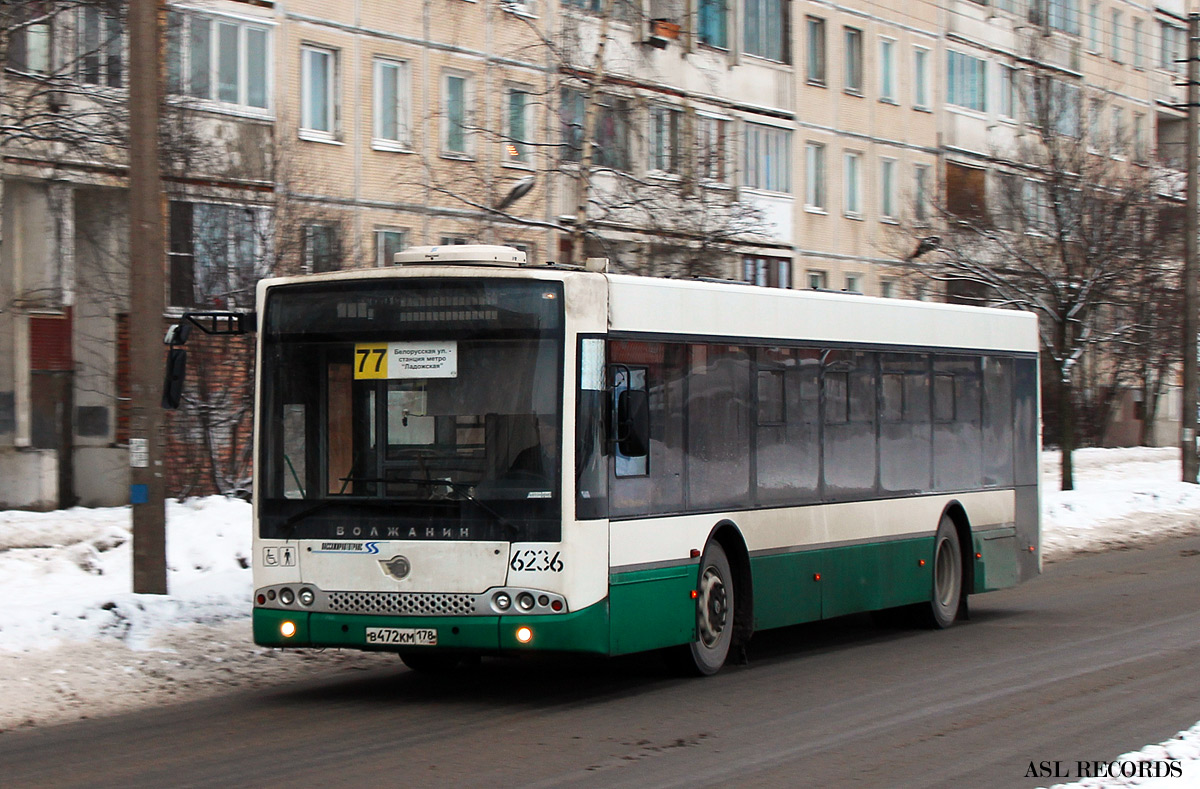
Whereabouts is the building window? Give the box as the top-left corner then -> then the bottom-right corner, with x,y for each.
443,73 -> 472,155
744,0 -> 788,63
594,95 -> 632,171
304,224 -> 339,273
743,256 -> 791,288
1088,97 -> 1103,147
559,87 -> 585,162
879,38 -> 896,102
79,6 -> 122,86
300,45 -> 335,135
999,65 -> 1016,119
947,50 -> 987,112
744,124 -> 791,193
375,229 -> 406,266
880,278 -> 896,298
505,86 -> 533,164
1111,106 -> 1124,156
439,236 -> 470,246
8,3 -> 52,74
1110,10 -> 1122,62
913,47 -> 930,109
1048,0 -> 1078,34
880,158 -> 897,220
1162,23 -> 1184,73
1132,19 -> 1144,68
698,0 -> 727,48
806,270 -> 827,289
844,273 -> 861,293
844,152 -> 862,216
1132,112 -> 1146,161
696,115 -> 729,182
806,17 -> 826,85
914,163 -> 930,223
373,58 -> 410,149
169,201 -> 266,309
648,105 -> 682,174
844,27 -> 863,94
1088,2 -> 1100,52
168,12 -> 270,111
805,142 -> 826,210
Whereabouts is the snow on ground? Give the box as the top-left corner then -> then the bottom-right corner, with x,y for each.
1,447 -> 1199,783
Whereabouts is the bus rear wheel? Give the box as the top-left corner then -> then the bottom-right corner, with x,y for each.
922,515 -> 964,629
679,541 -> 735,676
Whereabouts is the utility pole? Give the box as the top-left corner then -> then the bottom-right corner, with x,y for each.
1184,13 -> 1200,484
129,0 -> 168,592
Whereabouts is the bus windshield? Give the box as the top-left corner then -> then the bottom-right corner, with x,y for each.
258,278 -> 564,542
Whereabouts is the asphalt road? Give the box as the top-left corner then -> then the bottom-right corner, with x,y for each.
3,534 -> 1199,789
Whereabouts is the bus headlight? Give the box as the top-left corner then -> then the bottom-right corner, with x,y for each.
279,587 -> 295,606
298,588 -> 315,607
280,620 -> 297,638
493,592 -> 512,611
516,592 -> 535,611
515,626 -> 533,644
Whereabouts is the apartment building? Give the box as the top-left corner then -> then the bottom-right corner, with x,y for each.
0,0 -> 1189,508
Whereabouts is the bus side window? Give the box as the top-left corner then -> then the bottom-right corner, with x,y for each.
613,367 -> 649,477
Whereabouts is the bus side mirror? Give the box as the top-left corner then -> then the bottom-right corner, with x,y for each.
616,389 -> 649,458
162,348 -> 187,409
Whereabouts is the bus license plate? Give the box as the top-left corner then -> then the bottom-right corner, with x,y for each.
365,627 -> 438,646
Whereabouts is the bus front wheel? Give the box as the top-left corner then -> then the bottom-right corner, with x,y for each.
923,515 -> 964,629
680,541 -> 735,676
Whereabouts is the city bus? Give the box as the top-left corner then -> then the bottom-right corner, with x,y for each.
228,244 -> 1039,675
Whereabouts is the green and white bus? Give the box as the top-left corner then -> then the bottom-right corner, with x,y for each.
246,245 -> 1039,674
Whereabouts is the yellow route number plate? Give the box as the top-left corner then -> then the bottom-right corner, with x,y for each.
365,627 -> 438,646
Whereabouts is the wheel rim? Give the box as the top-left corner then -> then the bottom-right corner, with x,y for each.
697,565 -> 728,648
934,536 -> 960,608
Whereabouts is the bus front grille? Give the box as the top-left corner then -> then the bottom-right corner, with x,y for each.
326,591 -> 480,617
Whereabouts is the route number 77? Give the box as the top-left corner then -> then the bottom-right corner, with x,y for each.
354,344 -> 389,379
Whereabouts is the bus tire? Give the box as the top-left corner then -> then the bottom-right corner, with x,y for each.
399,651 -> 461,673
682,541 -> 735,676
922,515 -> 964,629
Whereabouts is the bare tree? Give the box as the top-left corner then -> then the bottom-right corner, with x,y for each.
890,56 -> 1171,490
408,0 -> 771,274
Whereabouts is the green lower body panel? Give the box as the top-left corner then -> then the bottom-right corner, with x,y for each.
749,536 -> 938,630
973,532 -> 1020,592
608,565 -> 698,656
253,601 -> 611,655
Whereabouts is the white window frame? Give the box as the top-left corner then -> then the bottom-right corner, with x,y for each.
805,142 -> 826,211
880,157 -> 897,221
504,84 -> 535,166
1111,105 -> 1124,158
913,46 -> 930,110
1087,2 -> 1101,52
843,151 -> 862,217
300,45 -> 336,140
914,163 -> 931,224
372,58 -> 411,151
78,6 -> 122,87
168,11 -> 273,115
879,38 -> 896,103
806,270 -> 827,289
442,71 -> 474,157
998,65 -> 1016,120
844,27 -> 863,94
375,227 -> 408,266
647,104 -> 683,175
696,113 -> 731,184
1133,18 -> 1144,69
947,50 -> 987,113
744,123 -> 791,193
844,273 -> 862,293
1110,10 -> 1122,62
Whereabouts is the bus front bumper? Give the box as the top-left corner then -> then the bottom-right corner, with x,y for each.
253,601 -> 610,655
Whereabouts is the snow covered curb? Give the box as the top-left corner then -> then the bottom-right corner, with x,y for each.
1045,721 -> 1200,788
